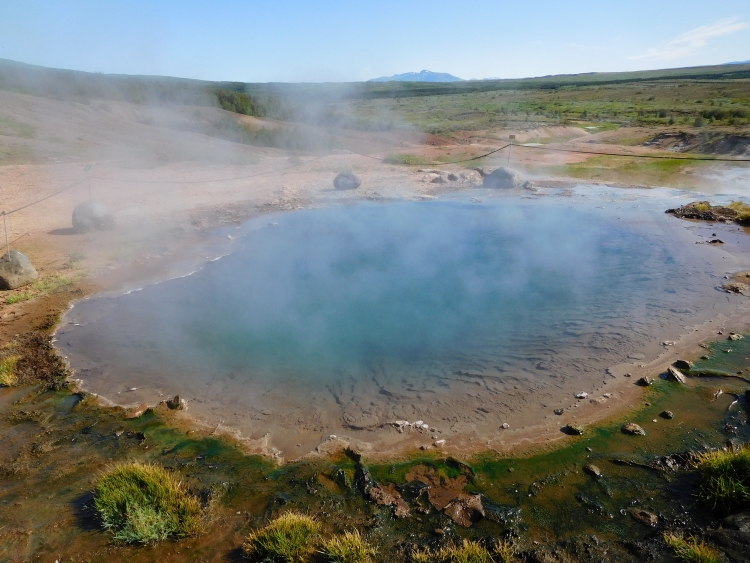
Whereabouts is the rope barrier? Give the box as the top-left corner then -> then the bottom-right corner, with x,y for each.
514,143 -> 750,162
4,178 -> 88,216
341,144 -> 511,165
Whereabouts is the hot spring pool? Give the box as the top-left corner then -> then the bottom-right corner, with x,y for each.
57,187 -> 743,456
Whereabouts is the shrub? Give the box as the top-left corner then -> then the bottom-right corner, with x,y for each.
320,530 -> 377,563
696,445 -> 750,514
94,462 -> 203,544
664,532 -> 721,563
243,512 -> 321,562
0,355 -> 20,387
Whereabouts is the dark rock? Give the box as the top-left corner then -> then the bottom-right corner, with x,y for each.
629,509 -> 658,527
479,167 -> 522,189
482,498 -> 522,528
660,410 -> 674,419
333,171 -> 361,190
332,468 -> 351,491
637,376 -> 654,386
584,464 -> 602,478
0,250 -> 38,290
563,423 -> 585,435
554,408 -> 564,415
72,201 -> 115,232
431,176 -> 447,184
708,239 -> 725,244
443,494 -> 484,527
166,395 -> 183,409
447,173 -> 458,181
673,359 -> 693,370
622,423 -> 646,436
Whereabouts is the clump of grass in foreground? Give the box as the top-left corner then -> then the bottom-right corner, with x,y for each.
664,532 -> 721,563
243,512 -> 320,562
729,201 -> 750,222
320,530 -> 376,563
412,540 -> 515,563
94,462 -> 203,544
4,292 -> 31,305
696,445 -> 750,514
383,153 -> 433,166
0,355 -> 21,387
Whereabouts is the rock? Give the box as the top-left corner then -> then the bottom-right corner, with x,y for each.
72,201 -> 115,232
333,171 -> 361,190
660,410 -> 674,419
521,180 -> 536,190
431,176 -> 447,184
332,468 -> 351,491
501,423 -> 510,429
434,439 -> 446,447
443,494 -> 484,527
708,239 -> 725,244
126,403 -> 149,419
166,395 -> 184,409
622,423 -> 646,436
564,424 -> 585,436
554,408 -> 564,415
637,376 -> 654,387
0,250 -> 39,290
629,509 -> 658,527
447,173 -> 458,181
667,366 -> 687,385
584,464 -> 602,478
479,167 -> 522,189
723,512 -> 750,534
665,201 -> 740,222
729,333 -> 744,341
673,360 -> 693,370
722,282 -> 747,294
368,484 -> 411,518
576,391 -> 589,399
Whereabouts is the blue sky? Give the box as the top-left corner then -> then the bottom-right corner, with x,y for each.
0,1 -> 749,82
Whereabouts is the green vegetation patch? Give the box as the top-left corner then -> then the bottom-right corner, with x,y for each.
244,512 -> 321,562
94,461 -> 203,544
382,153 -> 434,165
664,532 -> 721,563
412,540 -> 515,563
4,292 -> 30,305
0,355 -> 20,387
696,445 -> 750,514
320,530 -> 377,563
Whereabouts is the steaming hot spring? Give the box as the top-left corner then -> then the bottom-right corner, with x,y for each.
56,185 -> 738,457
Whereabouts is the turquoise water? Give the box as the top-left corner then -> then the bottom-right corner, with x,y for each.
57,189 -> 725,437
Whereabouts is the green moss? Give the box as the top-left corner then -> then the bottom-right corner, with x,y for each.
94,462 -> 203,544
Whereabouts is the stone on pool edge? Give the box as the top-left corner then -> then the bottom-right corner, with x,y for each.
0,250 -> 38,290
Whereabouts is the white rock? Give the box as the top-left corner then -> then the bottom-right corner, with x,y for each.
576,392 -> 589,399
502,423 -> 510,429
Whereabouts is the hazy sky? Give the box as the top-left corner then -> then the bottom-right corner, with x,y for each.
1,1 -> 749,83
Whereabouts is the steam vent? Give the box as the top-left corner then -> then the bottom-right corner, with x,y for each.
479,167 -> 522,189
72,201 -> 115,232
333,171 -> 361,190
0,250 -> 39,290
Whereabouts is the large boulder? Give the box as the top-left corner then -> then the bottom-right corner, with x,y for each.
72,201 -> 115,232
478,167 -> 522,189
333,171 -> 361,190
0,250 -> 38,290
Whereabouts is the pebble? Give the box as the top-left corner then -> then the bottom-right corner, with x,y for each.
661,411 -> 674,419
501,423 -> 510,429
576,392 -> 589,399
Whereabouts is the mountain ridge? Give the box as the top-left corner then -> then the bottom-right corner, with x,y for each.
368,69 -> 463,82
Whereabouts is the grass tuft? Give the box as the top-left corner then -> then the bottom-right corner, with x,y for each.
696,445 -> 750,514
243,511 -> 321,562
729,201 -> 750,222
0,355 -> 21,387
664,532 -> 721,563
320,529 -> 376,563
4,292 -> 31,305
437,540 -> 496,563
94,462 -> 203,544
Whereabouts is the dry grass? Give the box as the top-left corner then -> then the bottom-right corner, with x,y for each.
696,445 -> 750,514
664,532 -> 721,563
0,355 -> 21,387
729,201 -> 750,222
410,540 -> 515,563
243,512 -> 321,562
320,530 -> 377,563
94,462 -> 203,544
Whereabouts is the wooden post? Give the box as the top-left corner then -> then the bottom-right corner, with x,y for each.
508,134 -> 515,166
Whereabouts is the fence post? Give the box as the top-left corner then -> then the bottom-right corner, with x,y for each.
508,135 -> 515,166
2,211 -> 9,261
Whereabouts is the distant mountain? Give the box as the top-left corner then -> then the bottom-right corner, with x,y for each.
368,70 -> 464,83
724,60 -> 750,65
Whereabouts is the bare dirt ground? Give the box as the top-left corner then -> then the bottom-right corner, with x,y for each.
2,90 -> 750,463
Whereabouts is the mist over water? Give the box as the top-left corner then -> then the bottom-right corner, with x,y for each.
59,189 -> 725,429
